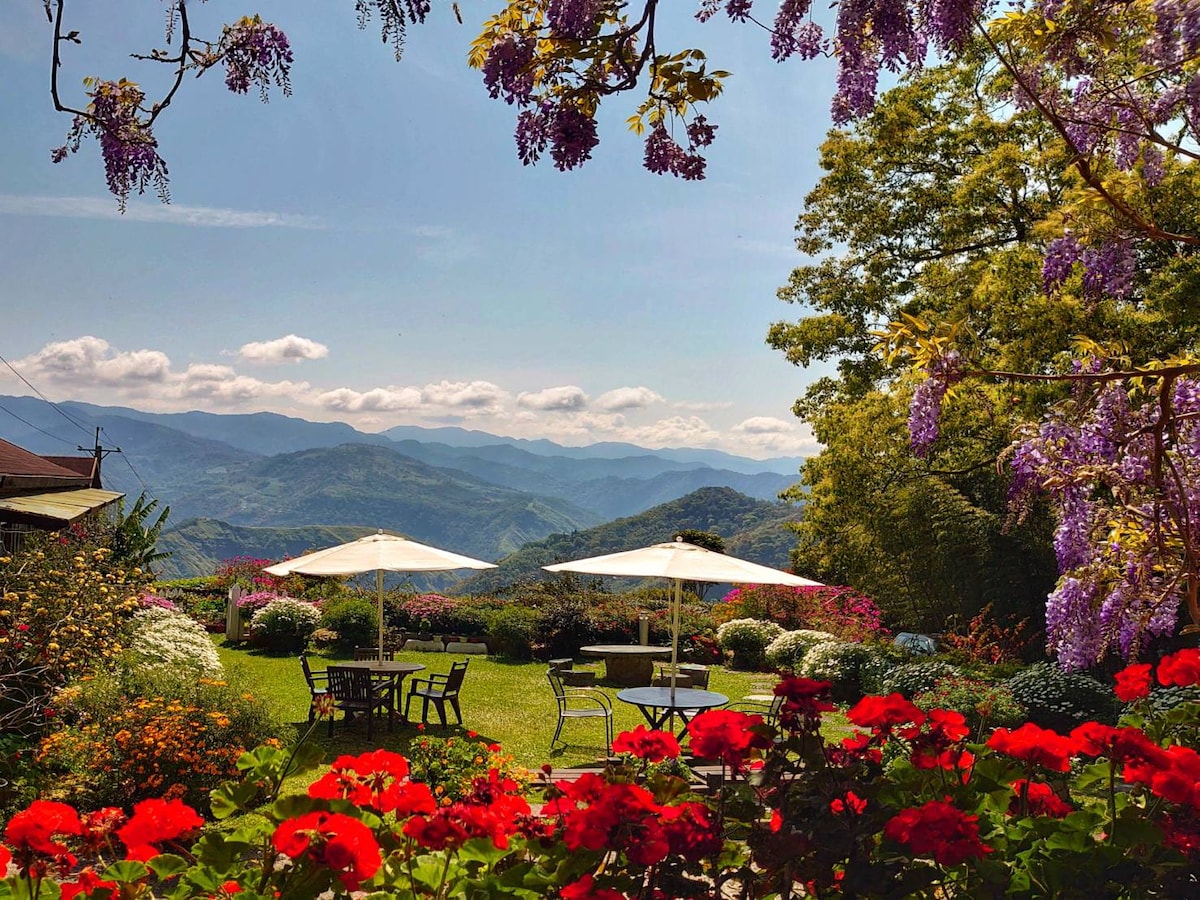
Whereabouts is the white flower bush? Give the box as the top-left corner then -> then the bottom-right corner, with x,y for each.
128,606 -> 223,677
716,618 -> 785,653
250,597 -> 322,650
764,629 -> 838,671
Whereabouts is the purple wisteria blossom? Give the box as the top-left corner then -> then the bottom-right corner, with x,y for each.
221,16 -> 293,101
547,0 -> 602,39
482,36 -> 537,104
907,350 -> 962,458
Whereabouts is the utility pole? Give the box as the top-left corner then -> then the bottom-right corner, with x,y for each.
78,427 -> 120,488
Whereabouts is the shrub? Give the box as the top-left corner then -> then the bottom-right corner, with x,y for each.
126,607 -> 223,677
881,660 -> 964,699
236,590 -> 285,615
0,531 -> 150,738
796,640 -> 879,701
717,619 -> 785,670
764,629 -> 838,671
319,597 -> 379,651
395,594 -> 462,633
483,605 -> 543,659
912,677 -> 1027,738
249,598 -> 321,652
405,732 -> 525,803
716,584 -> 889,641
939,603 -> 1038,665
1006,662 -> 1121,731
36,667 -> 285,811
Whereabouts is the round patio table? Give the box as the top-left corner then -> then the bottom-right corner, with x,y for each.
616,687 -> 729,739
579,644 -> 672,686
341,661 -> 425,722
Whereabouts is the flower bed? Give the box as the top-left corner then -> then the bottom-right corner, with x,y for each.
2,650 -> 1198,897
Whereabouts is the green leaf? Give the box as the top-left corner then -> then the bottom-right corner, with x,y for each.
148,853 -> 190,879
100,860 -> 151,882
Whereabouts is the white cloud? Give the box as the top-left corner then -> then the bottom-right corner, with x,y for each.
0,195 -> 323,228
19,336 -> 171,385
421,380 -> 508,415
238,335 -> 329,365
316,386 -> 423,412
627,416 -> 721,448
731,416 -> 795,435
674,400 -> 735,412
594,386 -> 664,411
517,385 -> 589,411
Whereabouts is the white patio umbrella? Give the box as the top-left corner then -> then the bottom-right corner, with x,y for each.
543,536 -> 822,702
264,531 -> 496,660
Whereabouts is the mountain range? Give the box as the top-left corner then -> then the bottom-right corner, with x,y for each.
0,394 -> 806,580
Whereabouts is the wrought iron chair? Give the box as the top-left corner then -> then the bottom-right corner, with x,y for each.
405,660 -> 469,726
726,692 -> 785,728
299,653 -> 328,723
326,665 -> 394,739
547,668 -> 613,751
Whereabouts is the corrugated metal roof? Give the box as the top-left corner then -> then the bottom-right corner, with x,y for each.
0,488 -> 124,524
0,439 -> 88,480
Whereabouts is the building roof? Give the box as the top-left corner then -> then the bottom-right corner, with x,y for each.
41,454 -> 100,485
0,438 -> 87,480
0,488 -> 124,526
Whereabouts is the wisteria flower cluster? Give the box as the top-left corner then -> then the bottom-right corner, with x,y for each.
1009,371 -> 1200,667
217,16 -> 293,100
907,349 -> 963,458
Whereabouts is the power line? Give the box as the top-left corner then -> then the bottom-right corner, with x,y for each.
0,352 -> 93,438
100,426 -> 151,494
0,403 -> 78,447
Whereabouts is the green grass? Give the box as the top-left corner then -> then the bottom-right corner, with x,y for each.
214,640 -> 774,771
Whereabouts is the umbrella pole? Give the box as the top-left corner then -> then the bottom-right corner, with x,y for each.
669,579 -> 681,708
377,570 -> 385,661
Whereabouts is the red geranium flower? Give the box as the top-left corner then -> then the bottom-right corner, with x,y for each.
659,801 -> 722,861
403,812 -> 470,851
829,791 -> 867,816
986,723 -> 1075,772
1157,649 -> 1200,688
847,694 -> 926,736
117,798 -> 204,862
612,726 -> 681,762
273,811 -> 381,892
308,749 -> 435,816
60,869 -> 119,900
686,709 -> 771,771
5,799 -> 83,868
774,677 -> 836,732
883,798 -> 991,866
560,873 -> 627,900
0,844 -> 10,872
1114,663 -> 1153,702
1009,780 -> 1073,818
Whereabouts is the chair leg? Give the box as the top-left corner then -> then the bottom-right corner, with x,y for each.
449,697 -> 462,725
422,696 -> 431,725
552,716 -> 564,748
404,693 -> 414,721
328,706 -> 335,738
433,699 -> 447,727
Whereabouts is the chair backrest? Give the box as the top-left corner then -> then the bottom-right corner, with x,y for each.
299,653 -> 319,690
354,647 -> 395,661
327,666 -> 376,703
679,664 -> 710,689
547,669 -> 567,700
442,660 -> 469,694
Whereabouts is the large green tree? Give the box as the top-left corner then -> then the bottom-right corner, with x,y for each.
769,52 -> 1200,634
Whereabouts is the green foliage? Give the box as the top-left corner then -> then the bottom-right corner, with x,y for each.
109,492 -> 171,573
318,597 -> 379,651
1006,663 -> 1120,731
482,605 -> 543,659
881,660 -> 964,699
405,732 -> 522,802
249,598 -> 321,652
913,676 -> 1027,738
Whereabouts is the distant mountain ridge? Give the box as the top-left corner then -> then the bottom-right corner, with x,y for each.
458,486 -> 802,594
0,395 -> 805,573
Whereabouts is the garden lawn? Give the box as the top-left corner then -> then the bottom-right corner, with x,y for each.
213,640 -> 806,771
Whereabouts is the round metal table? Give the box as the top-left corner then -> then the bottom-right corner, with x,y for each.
616,686 -> 729,738
579,644 -> 672,686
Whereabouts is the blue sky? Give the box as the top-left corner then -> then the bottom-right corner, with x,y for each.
0,2 -> 842,459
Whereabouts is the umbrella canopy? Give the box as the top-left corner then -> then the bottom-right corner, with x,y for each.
264,531 -> 496,658
544,537 -> 822,700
